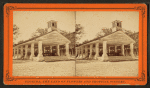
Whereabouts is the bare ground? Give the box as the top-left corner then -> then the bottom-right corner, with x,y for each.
13,60 -> 75,76
76,60 -> 138,76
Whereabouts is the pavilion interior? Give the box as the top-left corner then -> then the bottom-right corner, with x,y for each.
76,31 -> 138,61
13,31 -> 73,61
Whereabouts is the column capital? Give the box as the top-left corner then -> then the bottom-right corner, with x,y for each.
103,41 -> 107,43
65,43 -> 69,45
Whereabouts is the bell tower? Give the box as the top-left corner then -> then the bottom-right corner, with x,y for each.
47,20 -> 57,32
111,20 -> 122,32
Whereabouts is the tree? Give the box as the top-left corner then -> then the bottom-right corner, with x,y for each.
18,40 -> 24,44
127,32 -> 139,49
59,30 -> 69,36
13,24 -> 20,40
75,24 -> 84,41
31,28 -> 48,38
96,27 -> 112,38
124,30 -> 134,36
82,39 -> 89,44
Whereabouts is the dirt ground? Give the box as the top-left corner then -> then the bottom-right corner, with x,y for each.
76,60 -> 138,76
13,60 -> 75,76
13,59 -> 138,77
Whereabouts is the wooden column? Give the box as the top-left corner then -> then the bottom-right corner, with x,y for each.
130,43 -> 135,58
16,47 -> 19,59
81,46 -> 83,58
102,41 -> 108,61
38,41 -> 43,57
85,45 -> 88,57
13,47 -> 16,59
50,46 -> 52,53
57,45 -> 60,56
24,45 -> 28,59
89,44 -> 93,58
94,42 -> 99,59
21,46 -> 23,57
115,45 -> 117,53
65,43 -> 70,57
121,44 -> 124,56
30,43 -> 35,60
37,41 -> 44,61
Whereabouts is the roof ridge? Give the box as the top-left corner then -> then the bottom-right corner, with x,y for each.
14,30 -> 58,47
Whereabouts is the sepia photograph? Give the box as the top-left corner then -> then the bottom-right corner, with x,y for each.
13,11 -> 76,76
75,11 -> 139,76
13,11 -> 139,77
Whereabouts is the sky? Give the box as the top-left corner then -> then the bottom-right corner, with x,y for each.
13,11 -> 139,44
76,11 -> 139,43
13,11 -> 75,44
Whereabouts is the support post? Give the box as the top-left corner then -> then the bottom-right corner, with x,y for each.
81,46 -> 83,58
65,43 -> 70,57
115,45 -> 117,53
114,45 -> 117,56
75,48 -> 77,56
21,46 -> 23,57
72,48 -> 74,56
121,44 -> 124,56
94,42 -> 99,59
89,44 -> 93,58
13,48 -> 16,59
102,41 -> 108,61
108,46 -> 111,53
50,46 -> 52,53
17,47 -> 19,59
130,43 -> 135,58
85,45 -> 88,57
19,46 -> 23,59
57,45 -> 60,56
24,45 -> 28,59
30,43 -> 35,60
37,41 -> 44,61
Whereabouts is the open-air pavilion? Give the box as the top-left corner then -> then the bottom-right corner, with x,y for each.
76,30 -> 136,61
13,20 -> 73,62
13,30 -> 71,61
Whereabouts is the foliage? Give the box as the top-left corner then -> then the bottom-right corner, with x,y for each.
124,30 -> 134,36
18,40 -> 24,44
75,24 -> 84,41
124,30 -> 138,49
63,32 -> 76,49
82,39 -> 89,44
128,32 -> 139,49
96,28 -> 112,38
13,24 -> 20,40
31,28 -> 48,38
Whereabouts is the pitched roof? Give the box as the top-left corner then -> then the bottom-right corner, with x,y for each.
76,30 -> 136,47
13,30 -> 69,47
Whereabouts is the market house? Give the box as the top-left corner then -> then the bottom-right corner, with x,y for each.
13,20 -> 72,61
76,20 -> 136,61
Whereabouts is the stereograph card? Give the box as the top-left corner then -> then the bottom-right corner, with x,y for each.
3,3 -> 147,85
